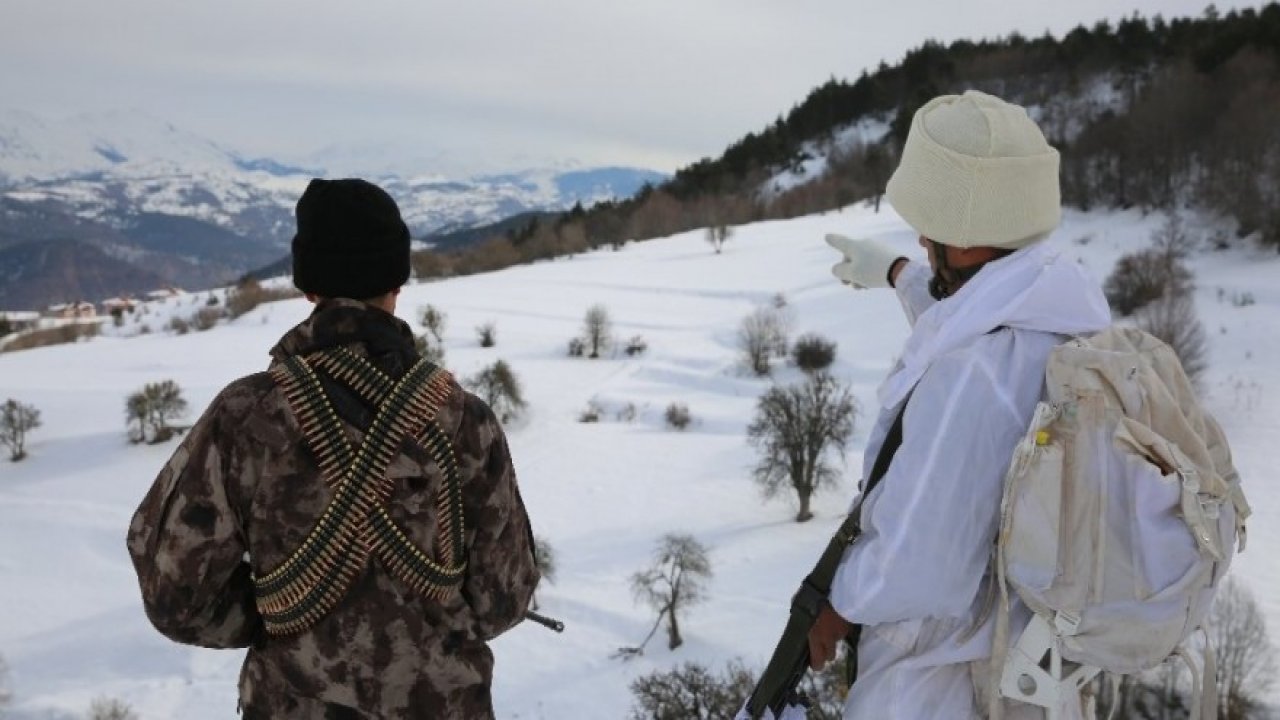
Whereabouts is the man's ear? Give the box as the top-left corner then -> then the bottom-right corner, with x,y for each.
305,293 -> 319,304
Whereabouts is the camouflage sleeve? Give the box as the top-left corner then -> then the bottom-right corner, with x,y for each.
125,388 -> 260,648
460,398 -> 540,640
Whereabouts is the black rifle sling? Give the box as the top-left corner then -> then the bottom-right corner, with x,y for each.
745,396 -> 910,718
843,396 -> 909,685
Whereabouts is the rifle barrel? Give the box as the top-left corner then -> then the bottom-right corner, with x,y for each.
524,610 -> 565,633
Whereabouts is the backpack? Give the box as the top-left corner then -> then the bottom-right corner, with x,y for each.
990,326 -> 1251,719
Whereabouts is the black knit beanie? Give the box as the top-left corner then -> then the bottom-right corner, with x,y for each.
291,178 -> 411,299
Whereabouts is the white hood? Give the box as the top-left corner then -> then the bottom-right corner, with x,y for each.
878,242 -> 1111,408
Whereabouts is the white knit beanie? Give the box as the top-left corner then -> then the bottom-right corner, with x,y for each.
885,90 -> 1060,250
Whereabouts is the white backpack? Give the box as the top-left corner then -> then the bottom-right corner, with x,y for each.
991,327 -> 1251,719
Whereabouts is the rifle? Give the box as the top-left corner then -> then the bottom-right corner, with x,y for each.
742,399 -> 908,719
524,609 -> 565,633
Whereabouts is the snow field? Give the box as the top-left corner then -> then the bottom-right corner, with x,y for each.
0,204 -> 1276,718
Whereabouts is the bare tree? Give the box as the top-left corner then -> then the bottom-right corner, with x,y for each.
125,381 -> 187,444
1210,578 -> 1278,720
145,380 -> 187,443
705,224 -> 733,254
739,306 -> 789,376
465,360 -> 526,423
89,697 -> 138,720
1,398 -> 42,461
747,373 -> 857,522
1151,213 -> 1197,260
418,304 -> 447,343
476,322 -> 497,348
621,534 -> 712,655
583,305 -> 613,359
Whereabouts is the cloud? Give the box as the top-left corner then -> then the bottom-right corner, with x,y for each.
0,0 -> 1260,176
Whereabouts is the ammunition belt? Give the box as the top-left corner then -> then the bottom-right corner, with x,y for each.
256,347 -> 466,635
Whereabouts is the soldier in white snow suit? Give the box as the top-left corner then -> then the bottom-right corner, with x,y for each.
810,91 -> 1112,719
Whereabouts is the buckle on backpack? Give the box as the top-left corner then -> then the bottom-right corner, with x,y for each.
1053,611 -> 1081,637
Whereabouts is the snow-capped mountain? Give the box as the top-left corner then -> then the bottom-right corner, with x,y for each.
0,109 -> 666,310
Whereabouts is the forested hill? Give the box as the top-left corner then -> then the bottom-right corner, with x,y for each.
420,4 -> 1280,278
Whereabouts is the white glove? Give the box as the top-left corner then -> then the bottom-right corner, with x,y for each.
825,234 -> 903,289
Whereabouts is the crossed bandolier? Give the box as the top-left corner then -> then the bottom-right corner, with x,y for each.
255,347 -> 467,636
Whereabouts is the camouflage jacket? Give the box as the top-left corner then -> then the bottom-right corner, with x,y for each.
127,299 -> 539,719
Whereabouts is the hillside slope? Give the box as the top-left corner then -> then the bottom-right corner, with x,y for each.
0,205 -> 1275,718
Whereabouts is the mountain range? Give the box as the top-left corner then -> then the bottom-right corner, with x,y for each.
0,109 -> 666,310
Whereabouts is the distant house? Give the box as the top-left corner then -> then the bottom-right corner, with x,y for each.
44,302 -> 97,320
145,286 -> 185,301
101,296 -> 138,315
0,311 -> 40,334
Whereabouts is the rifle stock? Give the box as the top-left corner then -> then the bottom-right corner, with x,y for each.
743,520 -> 862,718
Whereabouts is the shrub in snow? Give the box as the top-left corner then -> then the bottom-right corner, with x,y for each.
792,333 -> 837,374
664,403 -> 692,431
465,360 -> 525,423
476,322 -> 497,348
628,661 -> 755,720
624,335 -> 648,357
747,373 -> 857,522
168,316 -> 190,335
192,308 -> 222,331
578,402 -> 602,423
226,278 -> 299,319
1104,216 -> 1197,318
616,402 -> 638,423
1,398 -> 42,462
1135,294 -> 1208,390
1103,248 -> 1193,316
618,533 -> 711,656
567,337 -> 586,357
419,304 -> 447,343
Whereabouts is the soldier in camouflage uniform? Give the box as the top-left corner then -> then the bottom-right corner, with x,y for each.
127,178 -> 540,719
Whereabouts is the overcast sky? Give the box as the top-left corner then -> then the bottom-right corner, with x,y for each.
1,0 -> 1262,177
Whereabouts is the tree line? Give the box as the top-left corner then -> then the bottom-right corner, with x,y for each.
409,4 -> 1280,284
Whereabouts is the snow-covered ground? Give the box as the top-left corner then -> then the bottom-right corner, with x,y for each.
0,204 -> 1276,718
